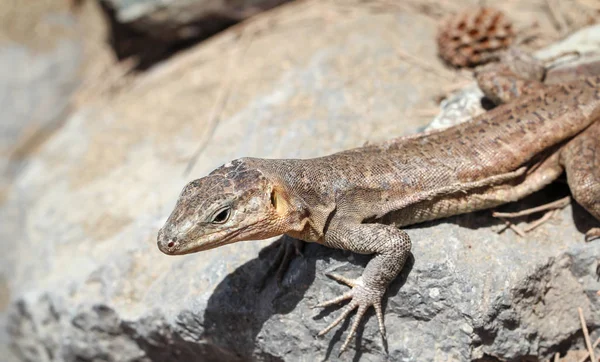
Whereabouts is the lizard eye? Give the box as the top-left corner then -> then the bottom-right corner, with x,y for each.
211,207 -> 231,224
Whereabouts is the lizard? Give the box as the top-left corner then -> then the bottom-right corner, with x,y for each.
156,50 -> 600,354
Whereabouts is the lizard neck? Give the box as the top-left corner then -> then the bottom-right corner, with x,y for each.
245,157 -> 336,242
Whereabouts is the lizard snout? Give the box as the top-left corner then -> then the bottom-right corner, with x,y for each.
157,228 -> 179,255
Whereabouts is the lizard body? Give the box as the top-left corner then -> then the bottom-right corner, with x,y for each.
157,68 -> 600,353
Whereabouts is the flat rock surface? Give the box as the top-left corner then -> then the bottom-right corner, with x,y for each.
2,1 -> 600,361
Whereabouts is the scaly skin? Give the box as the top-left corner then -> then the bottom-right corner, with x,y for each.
157,65 -> 600,354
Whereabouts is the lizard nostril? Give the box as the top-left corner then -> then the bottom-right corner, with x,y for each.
167,236 -> 178,248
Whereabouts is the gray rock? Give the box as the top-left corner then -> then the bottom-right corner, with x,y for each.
0,6 -> 82,194
0,3 -> 82,360
3,2 -> 600,362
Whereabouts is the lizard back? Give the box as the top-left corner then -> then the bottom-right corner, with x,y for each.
254,76 -> 600,229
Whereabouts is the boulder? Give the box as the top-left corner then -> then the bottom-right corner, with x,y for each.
0,0 -> 82,200
3,1 -> 600,361
0,2 -> 83,359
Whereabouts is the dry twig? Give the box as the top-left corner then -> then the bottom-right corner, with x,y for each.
184,25 -> 255,176
496,217 -> 526,237
578,307 -> 596,362
522,209 -> 559,233
396,48 -> 467,82
493,196 -> 570,218
577,337 -> 600,362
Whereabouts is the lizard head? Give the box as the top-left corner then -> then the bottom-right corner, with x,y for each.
157,158 -> 301,255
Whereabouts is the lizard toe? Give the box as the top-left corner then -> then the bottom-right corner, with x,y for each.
318,301 -> 358,336
326,273 -> 360,287
317,281 -> 386,354
315,290 -> 353,308
339,305 -> 368,355
374,303 -> 386,338
585,228 -> 600,242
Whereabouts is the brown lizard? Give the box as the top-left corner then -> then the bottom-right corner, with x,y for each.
157,52 -> 600,354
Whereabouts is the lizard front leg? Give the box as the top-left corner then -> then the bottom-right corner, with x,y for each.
317,220 -> 411,354
561,121 -> 600,241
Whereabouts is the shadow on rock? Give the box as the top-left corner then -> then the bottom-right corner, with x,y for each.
95,0 -> 295,71
201,236 -> 318,360
570,200 -> 600,238
445,181 -> 578,233
96,1 -> 237,71
200,236 -> 415,360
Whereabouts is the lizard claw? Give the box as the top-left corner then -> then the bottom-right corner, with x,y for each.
316,276 -> 386,354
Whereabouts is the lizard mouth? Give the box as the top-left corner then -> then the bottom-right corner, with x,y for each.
169,225 -> 253,255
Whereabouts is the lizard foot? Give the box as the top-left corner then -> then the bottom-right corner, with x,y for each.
316,274 -> 385,355
259,236 -> 304,288
585,228 -> 600,242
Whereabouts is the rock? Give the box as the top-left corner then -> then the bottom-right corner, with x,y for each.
0,0 -> 82,199
100,0 -> 293,43
3,1 -> 600,362
0,2 -> 83,359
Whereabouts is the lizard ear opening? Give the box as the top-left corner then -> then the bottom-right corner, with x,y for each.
270,188 -> 289,215
270,189 -> 278,209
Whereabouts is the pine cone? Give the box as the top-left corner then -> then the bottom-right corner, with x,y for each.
437,7 -> 515,68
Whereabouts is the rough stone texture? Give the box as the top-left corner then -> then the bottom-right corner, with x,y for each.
2,1 -> 600,361
0,3 -> 83,360
0,0 -> 82,201
100,0 -> 293,42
